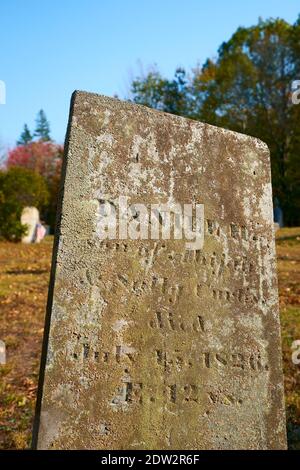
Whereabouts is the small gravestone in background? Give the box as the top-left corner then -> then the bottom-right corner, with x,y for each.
33,92 -> 287,450
0,340 -> 6,365
21,207 -> 39,243
274,198 -> 284,228
36,223 -> 47,243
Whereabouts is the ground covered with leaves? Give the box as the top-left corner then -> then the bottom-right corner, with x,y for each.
276,228 -> 300,449
0,238 -> 52,449
0,230 -> 299,449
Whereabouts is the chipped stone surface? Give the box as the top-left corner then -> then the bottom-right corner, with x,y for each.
33,91 -> 286,449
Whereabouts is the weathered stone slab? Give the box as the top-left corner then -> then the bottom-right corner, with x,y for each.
33,92 -> 286,449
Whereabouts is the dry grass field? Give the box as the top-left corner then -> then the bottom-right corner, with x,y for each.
0,229 -> 299,449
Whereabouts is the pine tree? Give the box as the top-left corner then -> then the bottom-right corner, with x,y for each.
34,109 -> 51,142
17,124 -> 32,145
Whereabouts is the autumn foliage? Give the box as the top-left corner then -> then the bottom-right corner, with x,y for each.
7,142 -> 63,181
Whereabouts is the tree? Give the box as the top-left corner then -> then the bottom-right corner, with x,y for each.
34,109 -> 51,142
131,67 -> 192,117
193,18 -> 300,225
7,141 -> 63,229
130,17 -> 300,226
0,167 -> 49,241
17,124 -> 33,145
7,141 -> 63,179
0,139 -> 6,168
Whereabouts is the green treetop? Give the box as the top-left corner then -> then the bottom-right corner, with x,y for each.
17,124 -> 33,145
34,109 -> 51,142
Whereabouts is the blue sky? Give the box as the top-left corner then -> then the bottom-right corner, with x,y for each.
0,0 -> 299,148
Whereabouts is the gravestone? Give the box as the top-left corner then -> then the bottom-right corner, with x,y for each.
0,340 -> 6,365
274,198 -> 284,228
33,92 -> 287,450
21,207 -> 39,243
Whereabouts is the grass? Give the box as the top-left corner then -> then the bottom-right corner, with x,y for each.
0,237 -> 52,449
0,230 -> 299,449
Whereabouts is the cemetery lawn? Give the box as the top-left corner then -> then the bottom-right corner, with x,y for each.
0,230 -> 299,450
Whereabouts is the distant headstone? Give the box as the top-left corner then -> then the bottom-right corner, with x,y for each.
21,207 -> 39,243
0,340 -> 6,365
33,92 -> 287,449
274,198 -> 283,228
36,223 -> 47,243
